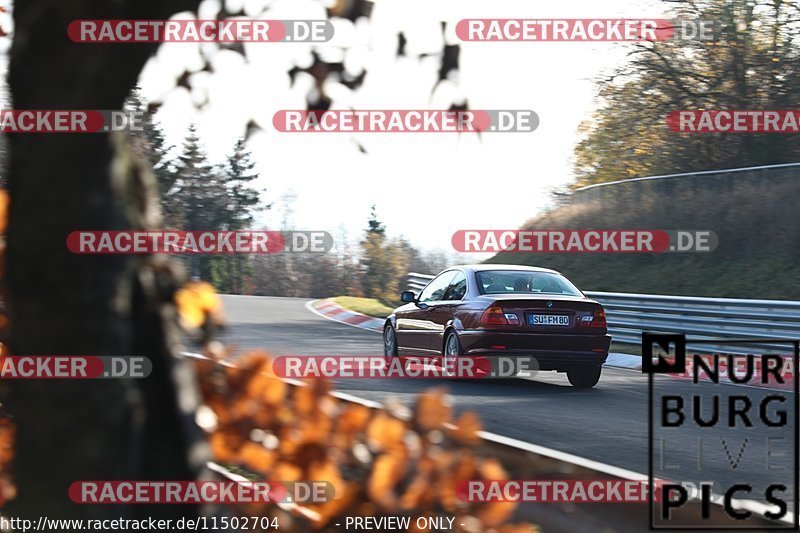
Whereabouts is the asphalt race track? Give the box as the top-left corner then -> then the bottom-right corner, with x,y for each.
217,295 -> 795,506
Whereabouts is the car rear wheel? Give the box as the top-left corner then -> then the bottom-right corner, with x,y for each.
443,331 -> 462,378
567,366 -> 602,388
383,325 -> 398,363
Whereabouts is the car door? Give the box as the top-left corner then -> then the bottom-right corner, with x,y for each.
396,270 -> 456,355
427,270 -> 467,353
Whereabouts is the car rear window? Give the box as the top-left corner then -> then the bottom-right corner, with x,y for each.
476,270 -> 583,296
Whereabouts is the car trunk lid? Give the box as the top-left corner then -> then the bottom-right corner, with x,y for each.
479,294 -> 606,333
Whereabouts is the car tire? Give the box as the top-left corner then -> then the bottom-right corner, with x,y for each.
567,366 -> 602,388
443,330 -> 463,379
383,324 -> 398,366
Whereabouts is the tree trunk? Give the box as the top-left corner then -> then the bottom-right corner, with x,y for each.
4,0 -> 203,520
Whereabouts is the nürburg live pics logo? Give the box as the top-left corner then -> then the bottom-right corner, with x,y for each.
644,332 -> 799,530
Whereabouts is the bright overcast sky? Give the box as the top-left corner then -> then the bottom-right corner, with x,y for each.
137,0 -> 668,254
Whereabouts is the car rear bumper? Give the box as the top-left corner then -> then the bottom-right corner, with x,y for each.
458,330 -> 611,370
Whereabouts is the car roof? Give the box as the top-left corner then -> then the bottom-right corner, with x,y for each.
445,264 -> 561,275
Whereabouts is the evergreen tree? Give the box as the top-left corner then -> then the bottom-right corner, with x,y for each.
125,88 -> 181,226
125,94 -> 265,290
210,139 -> 264,292
174,125 -> 229,231
173,125 -> 228,279
222,139 -> 263,230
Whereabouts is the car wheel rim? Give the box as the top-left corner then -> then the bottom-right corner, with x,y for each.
384,328 -> 396,357
444,334 -> 458,376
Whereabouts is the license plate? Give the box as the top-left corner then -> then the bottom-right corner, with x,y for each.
529,314 -> 570,326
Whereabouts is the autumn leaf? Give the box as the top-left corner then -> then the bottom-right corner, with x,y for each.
340,403 -> 371,429
448,411 -> 482,445
367,411 -> 406,452
239,441 -> 275,475
415,388 -> 452,432
0,190 -> 7,234
368,452 -> 406,509
0,417 -> 15,465
175,280 -> 223,329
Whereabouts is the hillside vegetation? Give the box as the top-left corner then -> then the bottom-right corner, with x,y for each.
486,179 -> 800,300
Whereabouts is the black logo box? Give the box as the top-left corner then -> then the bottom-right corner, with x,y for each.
644,332 -> 799,530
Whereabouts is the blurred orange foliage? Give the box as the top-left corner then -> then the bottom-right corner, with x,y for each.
175,280 -> 224,330
194,351 -> 539,532
0,190 -> 8,234
0,189 -> 14,508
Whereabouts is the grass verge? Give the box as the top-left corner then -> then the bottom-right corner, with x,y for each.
331,296 -> 394,318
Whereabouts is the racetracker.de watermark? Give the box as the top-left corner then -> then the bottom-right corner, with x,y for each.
70,482 -> 277,504
69,481 -> 332,504
272,355 -> 543,379
68,19 -> 333,43
0,356 -> 151,378
455,19 -> 717,42
668,110 -> 800,133
0,110 -> 143,133
458,479 -> 666,502
66,231 -> 333,254
272,110 -> 538,133
451,230 -> 718,253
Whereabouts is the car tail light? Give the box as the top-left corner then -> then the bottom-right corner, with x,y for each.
579,308 -> 607,328
481,306 -> 509,325
590,309 -> 607,328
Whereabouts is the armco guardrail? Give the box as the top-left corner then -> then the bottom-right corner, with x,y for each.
405,273 -> 800,355
407,272 -> 435,293
571,161 -> 800,205
185,350 -> 789,531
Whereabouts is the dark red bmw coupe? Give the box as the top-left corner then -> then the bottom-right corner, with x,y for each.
383,264 -> 611,387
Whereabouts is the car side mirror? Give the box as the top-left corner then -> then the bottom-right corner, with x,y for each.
400,291 -> 417,303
